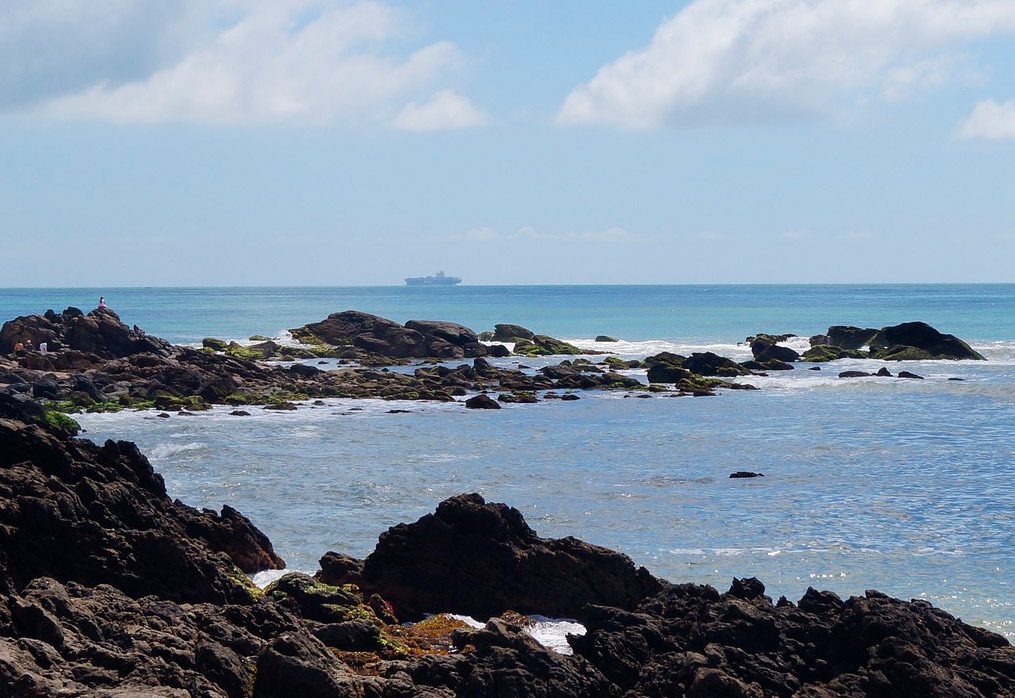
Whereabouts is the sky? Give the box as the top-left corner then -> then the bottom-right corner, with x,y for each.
1,0 -> 1014,286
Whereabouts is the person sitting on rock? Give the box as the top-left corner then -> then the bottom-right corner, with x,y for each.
25,340 -> 33,352
13,341 -> 24,354
98,296 -> 107,309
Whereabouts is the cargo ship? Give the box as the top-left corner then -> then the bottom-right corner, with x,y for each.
404,271 -> 461,286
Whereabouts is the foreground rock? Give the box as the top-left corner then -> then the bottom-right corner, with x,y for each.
573,579 -> 1015,697
1,411 -> 1012,697
0,413 -> 282,603
360,493 -> 662,621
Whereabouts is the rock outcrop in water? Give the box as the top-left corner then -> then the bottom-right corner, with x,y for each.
0,307 -> 647,415
806,322 -> 985,362
1,408 -> 1013,696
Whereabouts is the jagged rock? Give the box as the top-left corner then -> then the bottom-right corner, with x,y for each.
730,471 -> 764,478
1,308 -> 171,359
0,418 -> 281,603
360,493 -> 662,621
570,581 -> 1015,697
899,370 -> 925,379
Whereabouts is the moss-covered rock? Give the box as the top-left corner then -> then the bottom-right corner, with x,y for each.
801,345 -> 868,362
202,337 -> 229,351
513,335 -> 592,357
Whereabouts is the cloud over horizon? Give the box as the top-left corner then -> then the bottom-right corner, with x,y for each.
959,98 -> 1015,139
558,0 -> 1015,129
1,0 -> 482,127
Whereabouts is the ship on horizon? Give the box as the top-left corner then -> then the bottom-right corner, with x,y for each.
405,271 -> 461,286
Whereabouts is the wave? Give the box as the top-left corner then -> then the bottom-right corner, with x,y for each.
148,442 -> 207,460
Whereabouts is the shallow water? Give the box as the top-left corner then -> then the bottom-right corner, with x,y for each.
78,347 -> 1015,639
7,283 -> 1013,638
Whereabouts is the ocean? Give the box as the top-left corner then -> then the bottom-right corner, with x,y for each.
3,284 -> 1014,638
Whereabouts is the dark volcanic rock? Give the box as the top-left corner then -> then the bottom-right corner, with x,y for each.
1,307 -> 172,359
595,335 -> 619,342
405,320 -> 488,358
465,394 -> 501,409
361,493 -> 662,621
0,418 -> 281,603
750,337 -> 800,363
684,352 -> 751,377
571,581 -> 1015,698
821,325 -> 880,349
730,471 -> 764,478
869,321 -> 985,360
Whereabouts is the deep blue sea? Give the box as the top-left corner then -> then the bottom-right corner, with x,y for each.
3,285 -> 1014,638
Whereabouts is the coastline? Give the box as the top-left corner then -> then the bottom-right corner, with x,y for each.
1,301 -> 1014,694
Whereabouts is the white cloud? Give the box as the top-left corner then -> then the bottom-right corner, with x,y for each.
959,98 -> 1015,139
558,0 -> 1015,129
2,1 -> 476,125
392,89 -> 485,131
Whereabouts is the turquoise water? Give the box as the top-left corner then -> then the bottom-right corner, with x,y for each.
2,284 -> 1013,344
4,285 -> 1014,637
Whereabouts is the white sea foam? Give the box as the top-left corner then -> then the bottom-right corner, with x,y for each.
446,614 -> 585,655
148,442 -> 206,460
252,569 -> 295,588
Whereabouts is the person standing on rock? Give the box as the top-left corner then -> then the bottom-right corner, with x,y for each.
98,296 -> 107,309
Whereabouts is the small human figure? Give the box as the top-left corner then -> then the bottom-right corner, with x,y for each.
25,340 -> 33,352
13,341 -> 24,354
98,296 -> 107,309
132,324 -> 146,337
39,342 -> 48,356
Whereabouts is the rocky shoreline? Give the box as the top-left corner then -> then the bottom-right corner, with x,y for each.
2,306 -> 1009,696
0,307 -> 987,422
1,394 -> 1013,696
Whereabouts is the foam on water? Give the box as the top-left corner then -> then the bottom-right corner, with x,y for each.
447,614 -> 585,655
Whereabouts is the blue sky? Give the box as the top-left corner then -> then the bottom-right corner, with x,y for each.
1,0 -> 1014,286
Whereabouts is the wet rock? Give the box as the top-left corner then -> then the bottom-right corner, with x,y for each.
820,325 -> 880,349
876,367 -> 893,377
465,394 -> 501,409
898,370 -> 925,379
839,370 -> 871,378
801,344 -> 868,362
513,335 -> 592,357
487,343 -> 511,358
560,393 -> 581,401
729,471 -> 764,478
749,337 -> 799,363
869,322 -> 985,361
595,335 -> 619,342
684,352 -> 751,377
